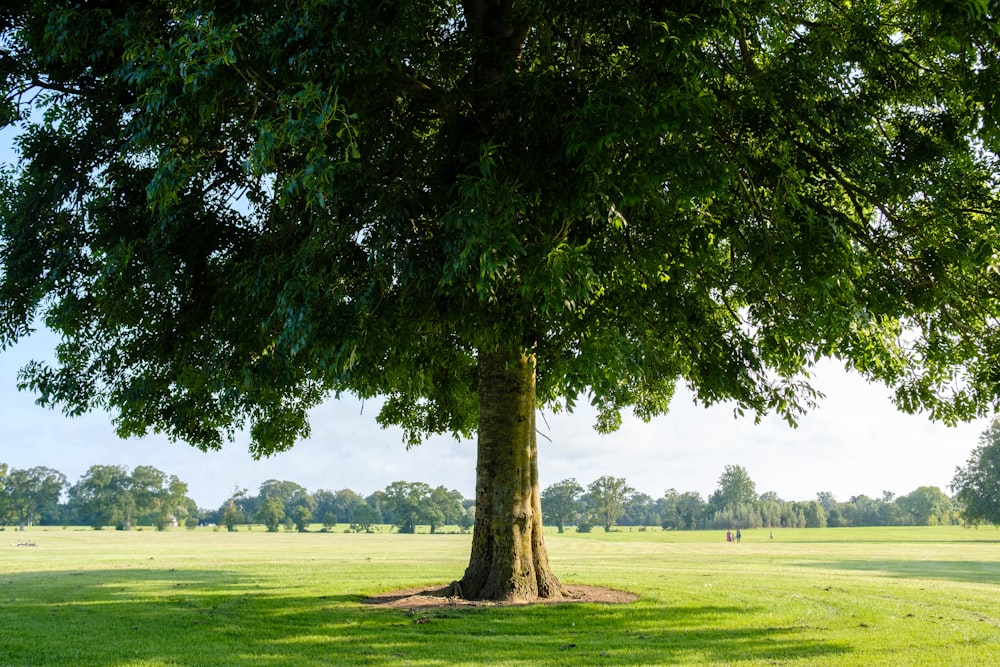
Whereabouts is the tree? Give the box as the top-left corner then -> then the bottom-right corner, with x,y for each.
382,481 -> 441,533
350,504 -> 381,533
429,486 -> 466,533
157,475 -> 194,530
541,478 -> 584,533
659,489 -> 707,531
879,491 -> 903,526
843,494 -> 881,527
220,488 -> 247,532
3,2 -> 1000,601
710,465 -> 758,514
586,476 -> 634,532
621,492 -> 659,527
952,420 -> 1000,526
816,491 -> 848,527
256,496 -> 286,532
312,489 -> 339,530
757,491 -> 784,529
897,486 -> 953,526
252,479 -> 309,531
69,465 -> 131,530
798,500 -> 827,529
3,466 -> 66,530
288,488 -> 317,532
325,488 -> 369,525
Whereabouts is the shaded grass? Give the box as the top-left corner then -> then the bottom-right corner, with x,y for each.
1,526 -> 998,665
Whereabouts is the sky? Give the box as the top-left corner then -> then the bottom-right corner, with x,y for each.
0,326 -> 989,509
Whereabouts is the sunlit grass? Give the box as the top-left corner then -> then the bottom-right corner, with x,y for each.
1,525 -> 998,665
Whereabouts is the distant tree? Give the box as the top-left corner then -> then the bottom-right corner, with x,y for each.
710,465 -> 757,514
158,475 -> 194,529
220,488 -> 247,532
259,480 -> 307,506
350,504 -> 381,533
897,486 -> 953,526
541,479 -> 584,533
621,492 -> 658,527
799,500 -> 827,528
843,494 -> 881,527
256,496 -> 286,532
127,466 -> 165,528
776,503 -> 803,528
952,420 -> 1000,526
331,489 -> 369,524
429,486 -> 466,533
659,489 -> 707,530
879,491 -> 903,526
816,492 -> 848,527
816,492 -> 836,513
3,466 -> 66,530
382,481 -> 439,533
252,479 -> 310,531
70,465 -> 131,530
366,491 -> 389,526
458,504 -> 475,533
586,476 -> 634,533
288,489 -> 317,532
757,491 -> 784,529
312,490 -> 339,530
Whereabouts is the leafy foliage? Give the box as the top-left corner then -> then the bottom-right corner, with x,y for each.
66,464 -> 194,530
2,0 -> 1000,458
586,475 -> 635,531
710,464 -> 758,512
541,478 -> 584,533
1,465 -> 65,529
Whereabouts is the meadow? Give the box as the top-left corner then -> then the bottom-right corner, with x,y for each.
1,525 -> 998,666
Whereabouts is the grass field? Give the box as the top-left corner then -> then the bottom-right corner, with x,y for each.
1,525 -> 998,666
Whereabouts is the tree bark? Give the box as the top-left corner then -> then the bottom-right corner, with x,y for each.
458,349 -> 563,602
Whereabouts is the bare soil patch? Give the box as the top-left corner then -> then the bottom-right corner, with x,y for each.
362,584 -> 639,610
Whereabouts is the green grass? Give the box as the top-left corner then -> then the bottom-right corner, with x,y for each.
1,526 -> 998,665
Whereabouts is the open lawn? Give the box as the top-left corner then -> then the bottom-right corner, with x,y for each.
1,525 -> 998,665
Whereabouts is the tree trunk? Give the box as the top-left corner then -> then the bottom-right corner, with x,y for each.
457,349 -> 563,602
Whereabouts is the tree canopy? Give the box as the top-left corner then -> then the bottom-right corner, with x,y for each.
3,0 -> 1000,599
3,0 -> 1000,449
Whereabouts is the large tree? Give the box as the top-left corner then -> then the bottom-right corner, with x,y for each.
2,2 -> 1000,600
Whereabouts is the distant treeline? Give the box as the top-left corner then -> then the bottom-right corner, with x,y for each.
542,468 -> 962,533
0,461 -> 968,531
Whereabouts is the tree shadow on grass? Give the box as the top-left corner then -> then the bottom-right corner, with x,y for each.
0,568 -> 850,666
799,559 -> 1000,585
